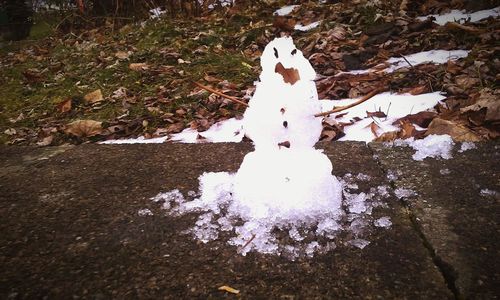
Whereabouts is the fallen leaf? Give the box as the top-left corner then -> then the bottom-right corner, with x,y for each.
4,128 -> 17,136
275,62 -> 300,85
394,111 -> 437,128
115,51 -> 130,60
278,141 -> 291,148
167,122 -> 184,134
129,63 -> 149,71
460,88 -> 500,122
366,111 -> 386,118
65,120 -> 103,137
218,285 -> 240,294
426,118 -> 482,142
369,121 -> 381,137
37,135 -> 53,146
57,98 -> 72,113
84,89 -> 104,104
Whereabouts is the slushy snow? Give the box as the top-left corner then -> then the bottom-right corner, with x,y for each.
274,5 -> 299,16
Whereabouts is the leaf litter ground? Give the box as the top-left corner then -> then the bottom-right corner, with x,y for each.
1,0 -> 499,146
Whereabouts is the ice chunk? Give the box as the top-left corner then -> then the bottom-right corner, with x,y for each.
348,239 -> 370,249
480,189 -> 498,197
440,168 -> 451,175
394,188 -> 417,199
138,208 -> 153,216
374,217 -> 392,228
459,141 -> 477,152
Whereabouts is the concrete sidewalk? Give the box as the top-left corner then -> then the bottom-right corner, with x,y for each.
0,142 -> 498,299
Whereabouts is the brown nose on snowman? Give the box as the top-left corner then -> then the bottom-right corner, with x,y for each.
233,36 -> 342,222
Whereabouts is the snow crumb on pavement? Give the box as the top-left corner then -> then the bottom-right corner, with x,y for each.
138,208 -> 153,216
394,188 -> 417,200
374,217 -> 392,228
459,141 -> 477,152
480,189 -> 498,197
391,134 -> 455,161
417,6 -> 500,26
274,5 -> 299,16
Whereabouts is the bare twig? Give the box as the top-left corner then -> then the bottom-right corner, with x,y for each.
192,81 -> 249,107
238,233 -> 256,252
315,87 -> 385,117
400,54 -> 413,68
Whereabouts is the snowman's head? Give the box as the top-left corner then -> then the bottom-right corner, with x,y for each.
260,36 -> 316,84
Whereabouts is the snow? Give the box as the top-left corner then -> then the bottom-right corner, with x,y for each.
338,50 -> 470,75
100,136 -> 168,144
417,7 -> 500,26
394,188 -> 417,199
138,208 -> 153,216
480,189 -> 498,197
374,217 -> 392,228
320,92 -> 446,142
393,134 -> 455,161
149,7 -> 166,19
170,118 -> 244,143
294,21 -> 321,31
440,168 -> 451,175
274,5 -> 299,16
152,169 -> 394,258
459,141 -> 477,152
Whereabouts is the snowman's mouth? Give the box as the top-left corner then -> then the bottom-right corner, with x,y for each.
275,62 -> 300,85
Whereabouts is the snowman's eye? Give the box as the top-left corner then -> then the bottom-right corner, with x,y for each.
274,47 -> 279,58
291,49 -> 297,55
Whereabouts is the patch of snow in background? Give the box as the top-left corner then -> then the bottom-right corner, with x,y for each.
100,136 -> 168,144
385,50 -> 470,72
459,141 -> 477,152
152,170 -> 395,259
170,118 -> 244,143
320,92 -> 445,142
274,5 -> 299,16
295,21 -> 321,31
417,7 -> 500,26
393,134 -> 455,161
149,7 -> 166,19
338,50 -> 470,75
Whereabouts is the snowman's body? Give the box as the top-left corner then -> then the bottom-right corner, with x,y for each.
233,37 -> 342,222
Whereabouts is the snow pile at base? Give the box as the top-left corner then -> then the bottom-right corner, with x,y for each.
339,50 -> 469,76
274,5 -> 299,16
151,172 -> 394,259
417,7 -> 500,26
392,134 -> 455,161
321,92 -> 445,142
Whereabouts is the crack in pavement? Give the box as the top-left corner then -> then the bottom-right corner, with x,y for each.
367,143 -> 461,300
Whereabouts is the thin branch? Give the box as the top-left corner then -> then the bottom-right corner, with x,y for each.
238,233 -> 256,252
315,87 -> 385,117
192,81 -> 249,107
400,54 -> 413,68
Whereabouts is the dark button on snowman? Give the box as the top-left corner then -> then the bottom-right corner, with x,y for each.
232,37 -> 342,222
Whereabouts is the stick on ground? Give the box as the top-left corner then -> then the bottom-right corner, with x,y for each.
314,87 -> 386,117
193,81 -> 249,107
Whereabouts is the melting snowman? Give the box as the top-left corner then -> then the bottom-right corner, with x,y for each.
233,36 -> 342,222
